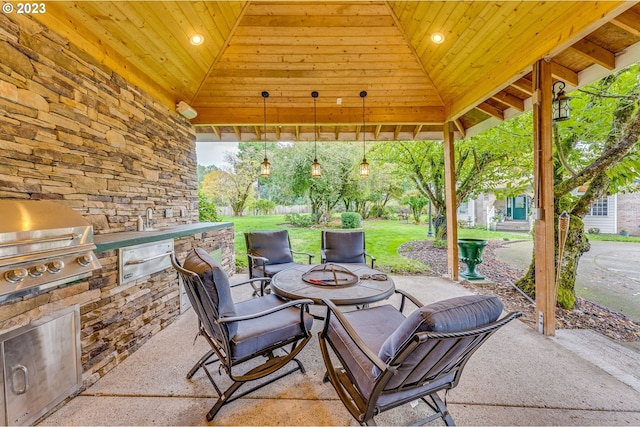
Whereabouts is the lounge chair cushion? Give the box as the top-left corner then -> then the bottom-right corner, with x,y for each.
378,295 -> 503,364
247,230 -> 294,264
183,248 -> 238,337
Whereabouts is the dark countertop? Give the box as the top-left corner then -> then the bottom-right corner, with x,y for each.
93,222 -> 233,252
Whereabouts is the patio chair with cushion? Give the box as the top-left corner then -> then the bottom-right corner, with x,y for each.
319,291 -> 521,425
321,230 -> 376,268
170,248 -> 314,421
245,229 -> 314,280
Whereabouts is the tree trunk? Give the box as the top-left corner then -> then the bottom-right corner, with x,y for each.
433,215 -> 447,240
515,214 -> 590,308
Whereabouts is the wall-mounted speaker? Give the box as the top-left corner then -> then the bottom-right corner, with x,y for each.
176,101 -> 197,119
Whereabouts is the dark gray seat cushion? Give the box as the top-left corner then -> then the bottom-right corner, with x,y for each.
260,262 -> 299,277
246,230 -> 294,264
183,248 -> 238,337
326,304 -> 406,397
323,231 -> 366,264
232,294 -> 313,360
378,294 -> 504,364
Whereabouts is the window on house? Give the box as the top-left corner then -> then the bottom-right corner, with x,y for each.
590,198 -> 608,216
458,201 -> 468,214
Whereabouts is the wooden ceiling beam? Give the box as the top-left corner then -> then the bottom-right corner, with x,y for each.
394,125 -> 402,140
295,126 -> 300,141
212,126 -> 221,140
490,91 -> 525,112
335,126 -> 340,140
254,126 -> 261,141
191,106 -> 446,126
413,124 -> 423,140
355,125 -> 362,142
550,62 -> 579,87
275,126 -> 281,140
375,125 -> 382,140
476,102 -> 504,121
610,9 -> 640,37
233,126 -> 241,141
454,119 -> 466,138
569,39 -> 616,70
511,77 -> 534,95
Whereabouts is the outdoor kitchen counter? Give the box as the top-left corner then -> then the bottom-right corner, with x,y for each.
93,222 -> 233,252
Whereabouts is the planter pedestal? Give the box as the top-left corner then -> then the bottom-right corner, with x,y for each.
457,238 -> 488,280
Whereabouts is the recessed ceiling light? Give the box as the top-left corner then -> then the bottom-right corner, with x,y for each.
431,33 -> 445,44
190,34 -> 204,46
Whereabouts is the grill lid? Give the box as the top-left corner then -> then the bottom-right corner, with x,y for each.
0,200 -> 94,263
0,200 -> 101,303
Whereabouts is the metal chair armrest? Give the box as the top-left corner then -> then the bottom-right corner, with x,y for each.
292,250 -> 315,264
320,249 -> 327,264
320,298 -> 387,372
394,288 -> 424,313
247,253 -> 269,264
364,251 -> 376,268
230,277 -> 270,288
218,298 -> 314,323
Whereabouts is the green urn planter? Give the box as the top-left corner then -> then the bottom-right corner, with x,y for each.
457,238 -> 488,280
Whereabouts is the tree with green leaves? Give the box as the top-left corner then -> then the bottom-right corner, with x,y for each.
401,190 -> 429,224
375,122 -> 533,237
517,64 -> 640,308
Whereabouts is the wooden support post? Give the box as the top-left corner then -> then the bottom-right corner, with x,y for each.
443,122 -> 459,281
532,59 -> 556,335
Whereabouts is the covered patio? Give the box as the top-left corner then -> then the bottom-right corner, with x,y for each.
40,274 -> 640,426
2,1 -> 640,425
31,0 -> 640,334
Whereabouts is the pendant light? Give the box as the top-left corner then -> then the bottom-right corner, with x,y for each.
260,91 -> 271,177
311,91 -> 321,178
359,90 -> 370,178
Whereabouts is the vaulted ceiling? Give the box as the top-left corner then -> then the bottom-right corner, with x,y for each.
35,1 -> 640,142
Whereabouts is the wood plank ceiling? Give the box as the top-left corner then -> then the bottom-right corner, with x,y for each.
34,1 -> 640,143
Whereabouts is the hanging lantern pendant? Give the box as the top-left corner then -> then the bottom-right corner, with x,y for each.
359,90 -> 369,178
260,91 -> 271,177
311,91 -> 321,178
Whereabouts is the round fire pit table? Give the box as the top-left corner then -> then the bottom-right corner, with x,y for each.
271,263 -> 395,307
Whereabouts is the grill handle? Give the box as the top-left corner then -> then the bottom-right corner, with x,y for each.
124,251 -> 173,266
0,233 -> 80,248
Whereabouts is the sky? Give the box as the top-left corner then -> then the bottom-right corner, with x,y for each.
196,141 -> 238,167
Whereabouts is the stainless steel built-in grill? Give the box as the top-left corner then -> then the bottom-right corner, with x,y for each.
0,200 -> 102,303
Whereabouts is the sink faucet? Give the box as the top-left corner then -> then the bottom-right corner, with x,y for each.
145,207 -> 154,229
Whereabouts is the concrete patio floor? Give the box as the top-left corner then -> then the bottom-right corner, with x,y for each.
39,274 -> 640,426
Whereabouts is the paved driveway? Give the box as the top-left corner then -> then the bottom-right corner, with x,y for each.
494,240 -> 640,323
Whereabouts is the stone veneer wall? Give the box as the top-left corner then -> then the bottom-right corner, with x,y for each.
0,14 -> 235,390
0,13 -> 198,230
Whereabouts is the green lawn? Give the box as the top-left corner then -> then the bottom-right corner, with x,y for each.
223,214 -> 530,274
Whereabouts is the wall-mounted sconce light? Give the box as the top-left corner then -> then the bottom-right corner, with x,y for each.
552,81 -> 570,122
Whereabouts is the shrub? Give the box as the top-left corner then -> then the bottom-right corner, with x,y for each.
432,239 -> 447,249
198,191 -> 221,222
341,212 -> 362,229
249,199 -> 276,215
285,213 -> 316,227
588,227 -> 600,234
